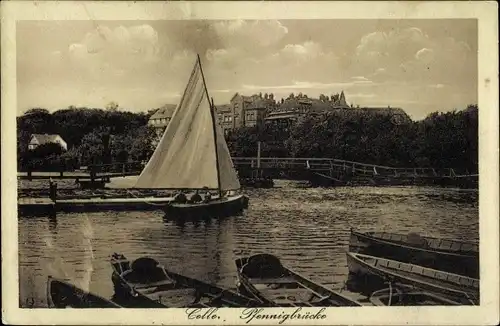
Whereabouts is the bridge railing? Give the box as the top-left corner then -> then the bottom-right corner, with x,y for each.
88,161 -> 144,175
86,158 -> 476,179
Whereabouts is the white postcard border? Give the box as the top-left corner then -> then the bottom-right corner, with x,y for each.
2,1 -> 498,325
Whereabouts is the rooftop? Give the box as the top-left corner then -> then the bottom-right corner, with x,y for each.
31,134 -> 64,144
150,104 -> 177,120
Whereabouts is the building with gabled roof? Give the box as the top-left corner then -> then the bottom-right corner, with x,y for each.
28,134 -> 67,151
148,104 -> 177,128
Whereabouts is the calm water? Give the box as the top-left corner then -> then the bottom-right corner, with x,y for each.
19,186 -> 478,307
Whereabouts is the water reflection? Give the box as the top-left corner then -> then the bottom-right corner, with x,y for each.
19,186 -> 478,307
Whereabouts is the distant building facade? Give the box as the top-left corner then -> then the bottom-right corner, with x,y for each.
28,134 -> 68,151
214,92 -> 277,134
149,91 -> 409,135
264,91 -> 350,127
148,104 -> 177,136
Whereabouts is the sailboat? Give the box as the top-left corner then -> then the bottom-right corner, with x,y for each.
134,54 -> 249,218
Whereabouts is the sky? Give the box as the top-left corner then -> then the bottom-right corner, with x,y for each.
17,19 -> 477,119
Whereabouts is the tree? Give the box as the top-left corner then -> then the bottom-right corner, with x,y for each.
106,101 -> 119,111
130,126 -> 157,161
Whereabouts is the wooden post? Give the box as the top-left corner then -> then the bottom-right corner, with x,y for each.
257,141 -> 261,169
28,170 -> 32,181
49,179 -> 57,202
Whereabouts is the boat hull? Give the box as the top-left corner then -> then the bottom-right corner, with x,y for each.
368,287 -> 461,306
345,252 -> 479,305
47,276 -> 122,308
235,254 -> 362,307
163,194 -> 249,219
349,229 -> 479,278
111,253 -> 259,308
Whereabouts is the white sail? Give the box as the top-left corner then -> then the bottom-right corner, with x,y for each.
214,110 -> 241,191
135,56 -> 240,191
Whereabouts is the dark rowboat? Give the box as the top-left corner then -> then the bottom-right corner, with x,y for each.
111,253 -> 259,308
47,276 -> 122,308
349,229 -> 479,278
235,253 -> 362,307
163,194 -> 249,219
346,252 -> 479,305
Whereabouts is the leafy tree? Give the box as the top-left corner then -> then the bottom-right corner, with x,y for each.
106,101 -> 119,111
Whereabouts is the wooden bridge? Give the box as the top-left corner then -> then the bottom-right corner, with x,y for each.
18,157 -> 478,188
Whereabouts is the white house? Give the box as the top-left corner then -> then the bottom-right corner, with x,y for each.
28,134 -> 68,151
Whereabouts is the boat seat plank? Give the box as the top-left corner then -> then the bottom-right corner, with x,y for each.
259,288 -> 316,304
133,279 -> 175,289
248,277 -> 297,284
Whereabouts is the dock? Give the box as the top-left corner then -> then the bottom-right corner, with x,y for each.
18,196 -> 173,216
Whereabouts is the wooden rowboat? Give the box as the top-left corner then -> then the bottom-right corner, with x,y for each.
235,253 -> 362,307
366,283 -> 461,306
346,252 -> 479,305
111,253 -> 259,308
47,276 -> 122,308
163,194 -> 249,219
349,229 -> 479,278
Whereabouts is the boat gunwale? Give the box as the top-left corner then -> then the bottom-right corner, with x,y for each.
346,252 -> 479,300
351,230 -> 478,258
167,194 -> 245,208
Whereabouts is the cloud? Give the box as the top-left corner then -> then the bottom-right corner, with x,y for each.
213,20 -> 288,49
67,24 -> 162,82
354,27 -> 474,90
415,47 -> 434,62
351,76 -> 370,82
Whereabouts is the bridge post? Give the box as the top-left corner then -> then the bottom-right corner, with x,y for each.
90,165 -> 95,183
257,141 -> 261,169
27,170 -> 32,181
49,178 -> 57,202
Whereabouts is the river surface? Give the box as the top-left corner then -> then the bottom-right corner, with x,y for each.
18,186 -> 478,307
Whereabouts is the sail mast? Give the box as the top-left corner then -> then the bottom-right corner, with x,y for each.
197,54 -> 222,197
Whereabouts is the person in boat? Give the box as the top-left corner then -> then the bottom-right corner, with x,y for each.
225,190 -> 236,197
190,190 -> 202,203
173,191 -> 187,203
201,187 -> 212,203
